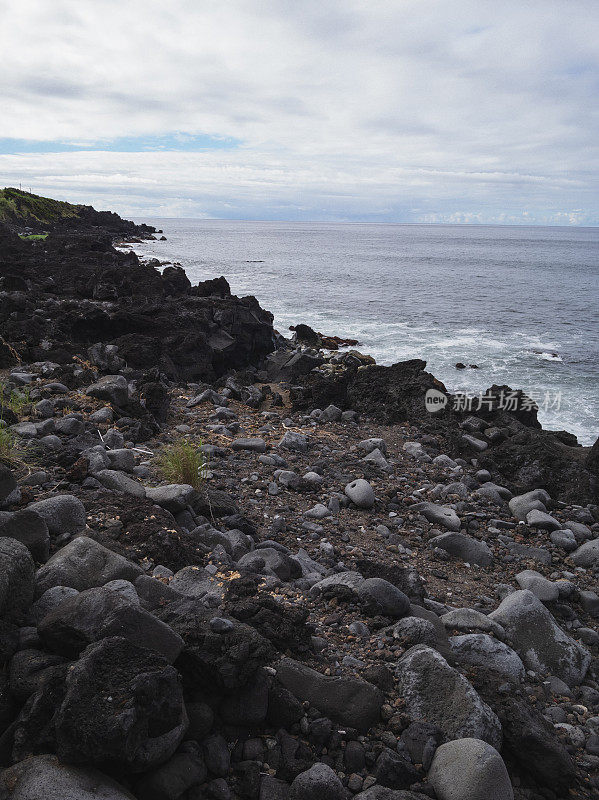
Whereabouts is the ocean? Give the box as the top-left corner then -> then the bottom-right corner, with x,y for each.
130,220 -> 599,446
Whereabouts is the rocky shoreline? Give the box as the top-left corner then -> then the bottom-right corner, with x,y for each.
0,207 -> 598,799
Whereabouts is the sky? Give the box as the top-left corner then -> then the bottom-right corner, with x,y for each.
1,0 -> 598,224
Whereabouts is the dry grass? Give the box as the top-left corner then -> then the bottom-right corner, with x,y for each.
156,439 -> 207,489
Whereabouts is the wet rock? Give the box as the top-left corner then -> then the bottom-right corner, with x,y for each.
396,645 -> 502,749
35,536 -> 143,596
275,656 -> 383,732
55,636 -> 187,771
428,738 -> 513,800
489,590 -> 590,685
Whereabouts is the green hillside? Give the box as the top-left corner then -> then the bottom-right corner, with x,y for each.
0,187 -> 83,227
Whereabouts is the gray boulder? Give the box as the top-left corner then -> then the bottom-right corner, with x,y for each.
145,484 -> 197,514
570,538 -> 599,568
0,509 -> 50,562
0,464 -> 17,505
35,536 -> 143,596
508,489 -> 550,521
276,657 -> 383,732
86,375 -> 128,406
396,645 -> 502,749
38,586 -> 184,663
358,578 -> 410,618
310,571 -> 364,596
232,438 -> 267,453
344,479 -> 375,509
95,470 -> 146,498
0,538 -> 35,623
278,431 -> 308,452
55,636 -> 188,771
26,495 -> 86,536
290,763 -> 343,800
489,590 -> 590,685
0,754 -> 136,799
515,570 -> 559,602
428,738 -> 513,800
525,509 -> 561,531
450,634 -> 525,682
421,504 -> 461,532
430,531 -> 492,567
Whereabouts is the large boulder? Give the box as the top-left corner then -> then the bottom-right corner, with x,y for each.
35,536 -> 143,596
86,375 -> 128,407
429,532 -> 492,567
0,510 -> 50,562
428,738 -> 513,800
155,599 -> 275,690
0,538 -> 35,623
55,637 -> 187,772
358,578 -> 410,618
38,587 -> 183,663
275,657 -> 383,732
570,538 -> 599,569
0,754 -> 136,799
0,464 -> 17,506
450,634 -> 525,683
396,645 -> 502,749
290,762 -> 343,800
489,590 -> 590,686
26,495 -> 86,537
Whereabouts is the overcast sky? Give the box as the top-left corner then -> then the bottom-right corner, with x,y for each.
2,0 -> 598,223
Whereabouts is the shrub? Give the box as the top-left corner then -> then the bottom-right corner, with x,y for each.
156,439 -> 207,489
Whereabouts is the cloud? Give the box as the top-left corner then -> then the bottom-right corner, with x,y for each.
1,0 -> 598,223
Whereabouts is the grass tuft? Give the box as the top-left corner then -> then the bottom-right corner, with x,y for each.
156,439 -> 207,490
0,426 -> 24,467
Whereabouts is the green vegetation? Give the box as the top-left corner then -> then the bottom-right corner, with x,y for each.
0,426 -> 23,466
156,439 -> 207,490
0,383 -> 31,416
18,233 -> 48,241
0,385 -> 30,467
0,187 -> 83,227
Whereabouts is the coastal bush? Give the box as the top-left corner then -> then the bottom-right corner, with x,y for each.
156,439 -> 207,489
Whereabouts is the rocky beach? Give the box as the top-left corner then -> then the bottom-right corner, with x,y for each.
0,192 -> 598,800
